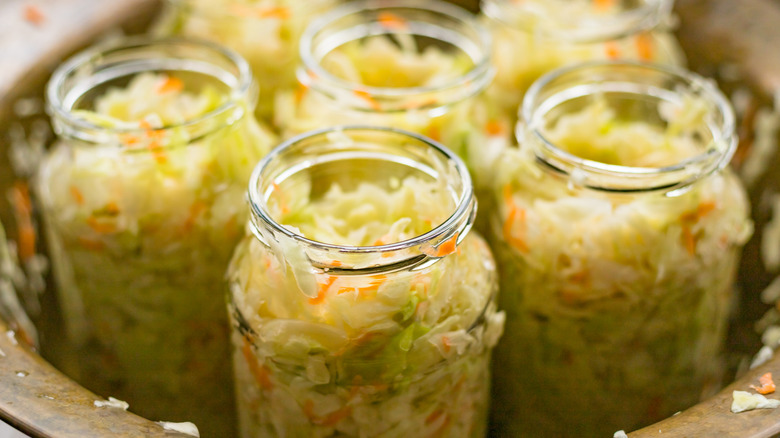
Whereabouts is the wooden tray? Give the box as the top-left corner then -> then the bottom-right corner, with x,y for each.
1,0 -> 780,436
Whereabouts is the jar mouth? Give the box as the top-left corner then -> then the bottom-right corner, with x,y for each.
298,0 -> 494,111
248,126 -> 476,270
482,0 -> 672,43
46,37 -> 255,142
519,61 -> 737,193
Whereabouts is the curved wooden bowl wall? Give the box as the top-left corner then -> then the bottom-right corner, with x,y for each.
1,0 -> 780,436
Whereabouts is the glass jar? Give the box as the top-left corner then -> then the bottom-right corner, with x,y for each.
156,0 -> 338,123
481,0 -> 684,121
227,126 -> 505,437
278,0 -> 505,188
488,63 -> 753,437
38,38 -> 275,436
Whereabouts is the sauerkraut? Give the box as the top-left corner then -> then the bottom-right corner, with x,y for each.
37,72 -> 275,436
481,0 -> 684,120
156,0 -> 338,121
275,4 -> 505,189
489,98 -> 752,436
228,143 -> 504,437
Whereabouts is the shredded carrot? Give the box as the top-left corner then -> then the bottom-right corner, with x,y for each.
229,4 -> 290,20
86,217 -> 117,234
337,277 -> 384,296
681,226 -> 696,256
23,5 -> 45,25
378,12 -> 409,31
104,202 -> 120,216
330,260 -> 343,267
441,335 -> 451,353
183,201 -> 208,232
146,140 -> 168,165
303,400 -> 351,426
434,232 -> 459,257
272,182 -> 291,215
485,120 -> 505,137
294,83 -> 309,104
242,337 -> 273,390
426,409 -> 445,425
569,269 -> 589,285
77,237 -> 105,251
594,0 -> 615,11
257,6 -> 291,19
502,189 -> 529,254
696,201 -> 717,218
120,134 -> 141,146
751,372 -> 776,395
427,124 -> 441,142
69,187 -> 85,205
604,41 -> 621,60
400,97 -> 439,110
635,33 -> 655,62
354,90 -> 382,111
10,182 -> 35,262
320,406 -> 352,427
309,276 -> 337,305
157,76 -> 184,94
681,202 -> 717,223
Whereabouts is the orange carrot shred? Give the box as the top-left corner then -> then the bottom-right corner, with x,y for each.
427,124 -> 441,142
605,41 -> 621,60
751,372 -> 776,395
23,5 -> 45,25
157,76 -> 184,94
681,225 -> 696,256
635,32 -> 655,62
486,120 -> 505,137
435,232 -> 459,257
354,90 -> 382,111
309,276 -> 337,305
594,0 -> 615,11
378,12 -> 409,31
10,182 -> 35,262
426,409 -> 445,425
272,182 -> 290,215
441,336 -> 451,353
77,237 -> 105,251
86,217 -> 117,234
242,337 -> 273,390
257,6 -> 291,20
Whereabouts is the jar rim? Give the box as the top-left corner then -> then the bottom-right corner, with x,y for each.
46,37 -> 255,139
481,0 -> 673,43
298,0 -> 494,108
247,126 -> 475,266
519,61 -> 737,193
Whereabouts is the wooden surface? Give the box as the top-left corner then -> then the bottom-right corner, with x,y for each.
1,0 -> 780,436
0,320 -> 192,438
629,352 -> 780,438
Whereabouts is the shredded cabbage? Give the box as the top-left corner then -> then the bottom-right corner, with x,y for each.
228,172 -> 504,437
156,0 -> 338,121
482,0 -> 684,120
488,98 -> 752,436
36,72 -> 275,437
274,31 -> 506,194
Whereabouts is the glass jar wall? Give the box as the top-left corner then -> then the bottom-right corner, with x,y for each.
487,62 -> 753,437
481,0 -> 684,122
37,38 -> 275,437
156,0 -> 339,122
228,126 -> 505,437
278,0 -> 505,188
